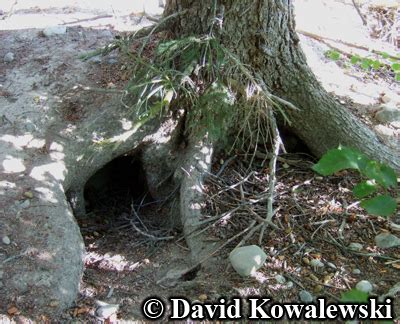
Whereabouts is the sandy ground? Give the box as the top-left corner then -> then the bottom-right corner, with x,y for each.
0,0 -> 399,321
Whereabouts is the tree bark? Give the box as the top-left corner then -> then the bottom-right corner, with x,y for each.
165,0 -> 400,171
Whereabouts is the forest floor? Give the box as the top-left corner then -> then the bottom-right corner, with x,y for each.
0,0 -> 399,322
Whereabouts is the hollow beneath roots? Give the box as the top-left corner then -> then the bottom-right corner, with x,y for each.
84,153 -> 151,215
81,152 -> 176,240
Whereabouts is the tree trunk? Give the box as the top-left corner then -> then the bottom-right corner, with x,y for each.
165,0 -> 400,171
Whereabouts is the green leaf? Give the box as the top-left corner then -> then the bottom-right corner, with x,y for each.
396,73 -> 400,82
363,161 -> 397,189
371,60 -> 381,70
341,289 -> 369,303
361,59 -> 370,70
360,195 -> 397,217
352,180 -> 377,199
380,52 -> 389,59
325,50 -> 340,61
392,63 -> 400,71
312,146 -> 368,176
350,55 -> 360,64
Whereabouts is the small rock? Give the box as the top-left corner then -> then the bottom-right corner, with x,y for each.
18,200 -> 30,209
0,270 -> 3,279
198,294 -> 207,302
326,262 -> 337,270
275,274 -> 286,284
98,30 -> 113,38
2,236 -> 10,245
381,282 -> 400,299
375,105 -> 400,123
95,301 -> 119,319
314,285 -> 323,293
229,245 -> 267,277
285,281 -> 294,289
299,290 -> 314,303
356,280 -> 373,293
352,269 -> 361,275
25,122 -> 37,132
348,242 -> 363,252
49,300 -> 59,307
43,26 -> 67,37
89,56 -> 102,64
107,58 -> 118,65
310,259 -> 324,268
374,124 -> 395,137
24,191 -> 33,199
381,94 -> 392,104
390,121 -> 400,129
375,233 -> 400,249
302,257 -> 310,265
4,52 -> 15,63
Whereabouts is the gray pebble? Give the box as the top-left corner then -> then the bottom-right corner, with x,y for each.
2,236 -> 10,245
375,105 -> 400,123
96,301 -> 119,318
107,58 -> 118,65
285,281 -> 294,289
25,122 -> 37,133
352,269 -> 361,275
310,259 -> 324,268
356,280 -> 373,293
348,242 -> 363,252
299,290 -> 314,303
89,56 -> 102,64
19,200 -> 30,209
275,274 -> 286,284
4,52 -> 15,63
375,233 -> 400,249
326,262 -> 337,270
43,26 -> 67,37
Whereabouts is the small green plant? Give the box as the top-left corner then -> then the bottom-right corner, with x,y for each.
312,146 -> 398,218
340,288 -> 369,303
324,50 -> 400,82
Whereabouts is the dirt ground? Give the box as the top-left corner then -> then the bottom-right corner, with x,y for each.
0,0 -> 399,322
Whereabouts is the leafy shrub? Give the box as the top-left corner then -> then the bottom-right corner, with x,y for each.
324,50 -> 400,82
313,146 -> 398,218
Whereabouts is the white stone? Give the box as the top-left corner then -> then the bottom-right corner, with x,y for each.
348,242 -> 363,251
375,233 -> 400,249
299,290 -> 314,303
310,259 -> 324,268
381,94 -> 392,104
374,125 -> 395,137
375,106 -> 400,123
95,301 -> 119,318
2,236 -> 10,245
275,274 -> 286,284
229,245 -> 267,277
43,26 -> 67,37
4,52 -> 14,63
356,280 -> 373,293
352,269 -> 361,275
